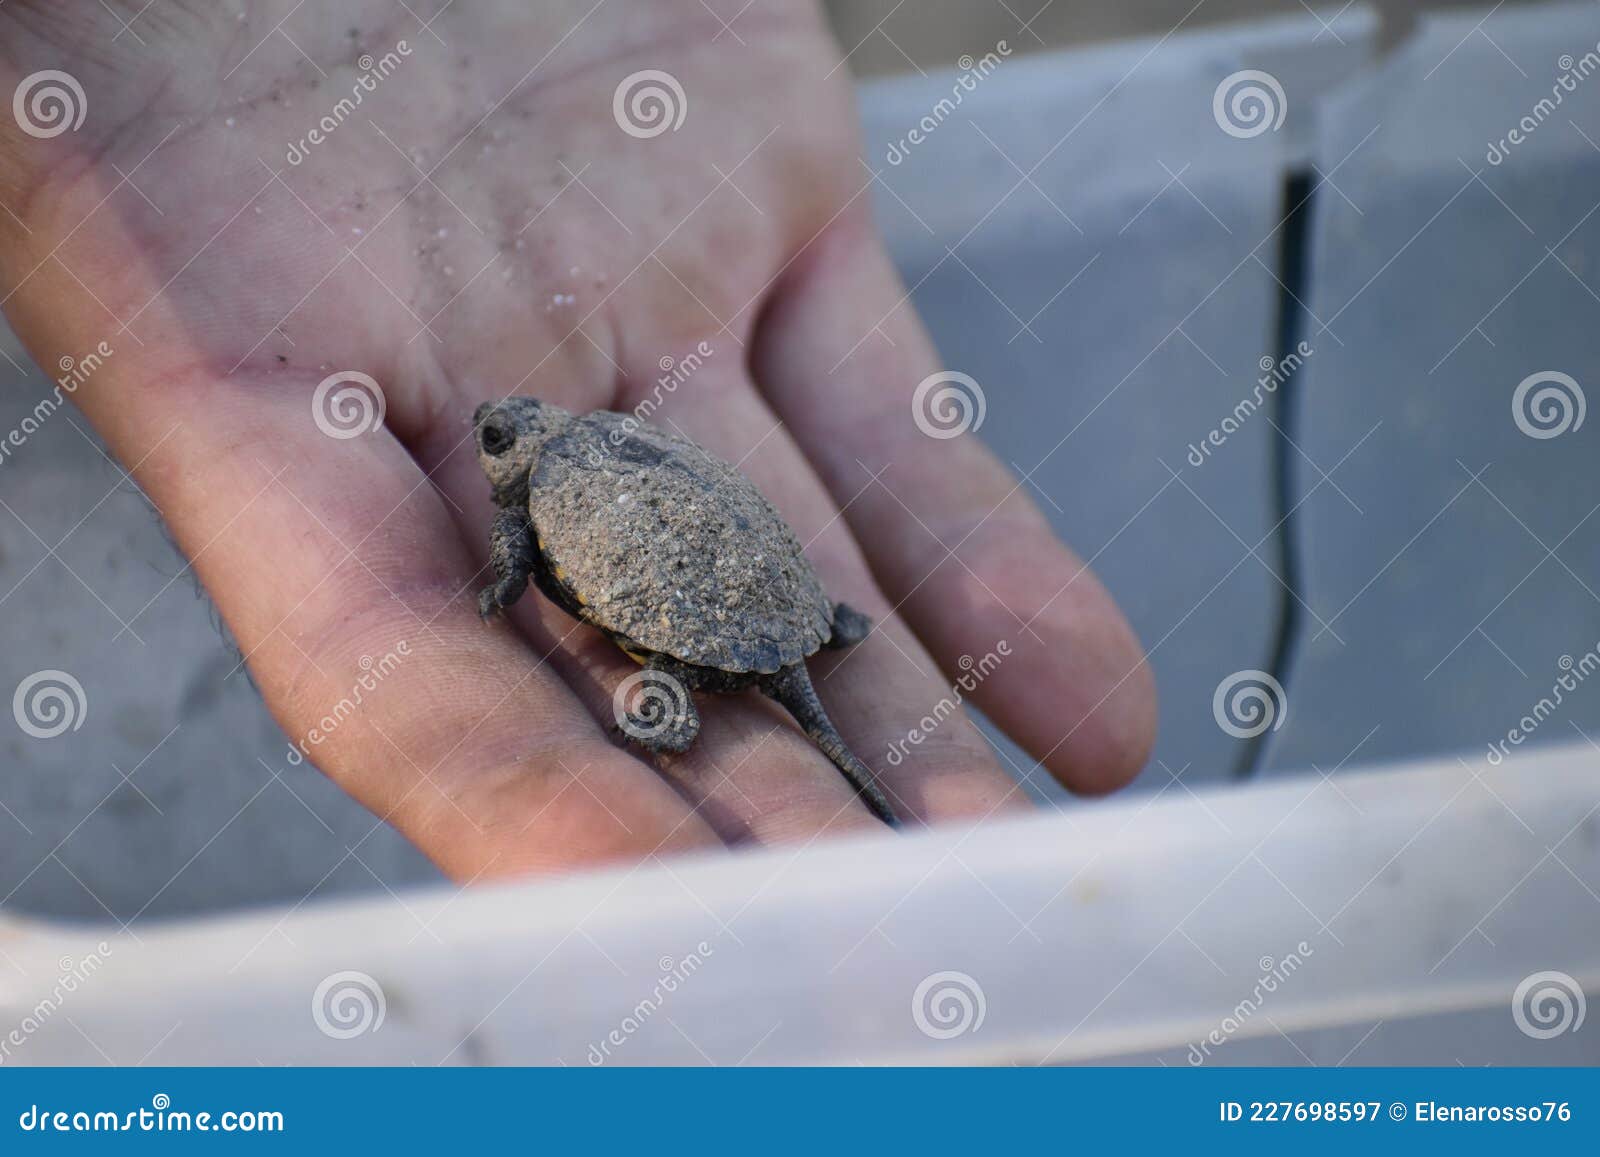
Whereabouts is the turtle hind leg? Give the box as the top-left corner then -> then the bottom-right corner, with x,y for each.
825,602 -> 873,650
615,658 -> 702,755
759,663 -> 899,828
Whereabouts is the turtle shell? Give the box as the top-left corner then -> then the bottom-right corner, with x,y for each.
526,411 -> 832,673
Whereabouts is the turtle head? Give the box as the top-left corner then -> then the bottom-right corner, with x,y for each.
474,397 -> 571,505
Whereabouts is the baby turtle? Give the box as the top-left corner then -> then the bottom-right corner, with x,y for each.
473,397 -> 898,826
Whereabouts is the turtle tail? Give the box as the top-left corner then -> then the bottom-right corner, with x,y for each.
759,663 -> 900,828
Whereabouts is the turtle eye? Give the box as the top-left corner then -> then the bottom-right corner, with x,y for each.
480,421 -> 515,457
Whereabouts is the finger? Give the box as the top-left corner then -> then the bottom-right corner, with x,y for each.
752,213 -> 1157,795
412,403 -> 885,847
622,353 -> 1030,826
7,315 -> 721,878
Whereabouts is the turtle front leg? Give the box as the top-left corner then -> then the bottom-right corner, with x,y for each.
479,508 -> 537,620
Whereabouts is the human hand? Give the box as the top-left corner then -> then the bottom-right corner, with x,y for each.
0,0 -> 1154,879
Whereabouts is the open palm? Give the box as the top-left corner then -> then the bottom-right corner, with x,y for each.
0,0 -> 1153,879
